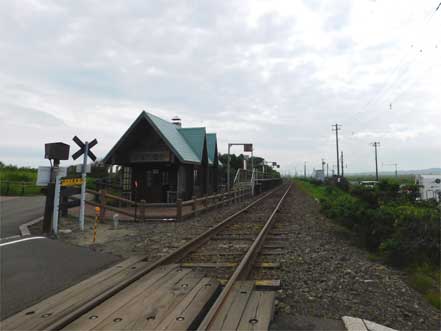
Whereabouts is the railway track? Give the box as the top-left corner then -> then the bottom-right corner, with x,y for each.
3,183 -> 292,331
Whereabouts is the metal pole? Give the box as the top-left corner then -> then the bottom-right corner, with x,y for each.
227,144 -> 231,191
79,141 -> 89,231
251,150 -> 254,196
374,144 -> 379,181
333,124 -> 340,176
52,167 -> 62,235
341,151 -> 344,177
304,161 -> 306,177
326,163 -> 329,177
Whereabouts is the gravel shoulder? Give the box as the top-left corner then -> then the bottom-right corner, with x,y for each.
274,183 -> 440,330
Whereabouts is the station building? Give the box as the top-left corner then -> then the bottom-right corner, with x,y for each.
103,111 -> 220,203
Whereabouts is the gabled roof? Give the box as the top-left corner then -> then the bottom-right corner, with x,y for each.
147,112 -> 200,163
103,111 -> 200,164
206,133 -> 218,164
178,127 -> 207,163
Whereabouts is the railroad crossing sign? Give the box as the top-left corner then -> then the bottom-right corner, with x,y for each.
71,136 -> 98,231
61,177 -> 84,186
72,136 -> 97,161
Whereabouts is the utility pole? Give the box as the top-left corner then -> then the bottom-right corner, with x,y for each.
370,142 -> 380,181
332,124 -> 342,176
304,161 -> 307,177
321,158 -> 325,172
340,151 -> 344,177
326,163 -> 329,177
383,162 -> 398,177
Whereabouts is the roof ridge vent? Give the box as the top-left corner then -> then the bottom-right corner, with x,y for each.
172,116 -> 182,127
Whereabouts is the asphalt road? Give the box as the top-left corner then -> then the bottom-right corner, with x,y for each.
0,236 -> 120,320
0,196 -> 46,238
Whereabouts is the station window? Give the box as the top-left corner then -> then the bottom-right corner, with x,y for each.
194,169 -> 199,185
162,171 -> 169,185
122,167 -> 132,191
146,170 -> 152,187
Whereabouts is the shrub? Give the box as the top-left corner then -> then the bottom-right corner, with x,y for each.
425,291 -> 441,309
380,205 -> 440,267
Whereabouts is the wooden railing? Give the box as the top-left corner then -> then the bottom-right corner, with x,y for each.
85,186 -> 253,222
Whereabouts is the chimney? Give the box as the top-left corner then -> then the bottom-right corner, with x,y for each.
172,116 -> 182,127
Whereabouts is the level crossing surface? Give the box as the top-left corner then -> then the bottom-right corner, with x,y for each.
0,236 -> 120,320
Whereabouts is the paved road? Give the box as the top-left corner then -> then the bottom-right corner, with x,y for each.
0,196 -> 46,238
0,236 -> 121,320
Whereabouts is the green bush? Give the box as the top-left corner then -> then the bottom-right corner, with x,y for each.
380,205 -> 440,267
299,178 -> 440,269
426,291 -> 441,309
409,272 -> 434,293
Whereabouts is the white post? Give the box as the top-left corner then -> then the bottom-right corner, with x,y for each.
79,142 -> 89,231
227,144 -> 231,191
52,168 -> 62,234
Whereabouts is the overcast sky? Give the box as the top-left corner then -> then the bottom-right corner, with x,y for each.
1,0 -> 440,174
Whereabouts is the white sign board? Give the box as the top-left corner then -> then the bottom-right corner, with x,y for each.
36,166 -> 51,186
36,166 -> 67,186
76,164 -> 91,173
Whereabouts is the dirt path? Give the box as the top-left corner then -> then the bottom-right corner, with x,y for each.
275,183 -> 440,330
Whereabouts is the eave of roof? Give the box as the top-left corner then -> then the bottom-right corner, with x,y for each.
206,133 -> 218,165
102,111 -> 200,165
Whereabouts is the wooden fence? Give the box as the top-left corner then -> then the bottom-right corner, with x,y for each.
84,186 -> 253,222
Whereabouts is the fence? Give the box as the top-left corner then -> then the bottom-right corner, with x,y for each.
83,186 -> 253,222
0,181 -> 42,196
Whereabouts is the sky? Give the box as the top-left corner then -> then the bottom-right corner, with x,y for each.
1,0 -> 440,175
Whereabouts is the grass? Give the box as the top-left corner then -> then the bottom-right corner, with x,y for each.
294,178 -> 328,200
0,164 -> 42,196
426,291 -> 441,309
409,273 -> 433,293
407,265 -> 441,310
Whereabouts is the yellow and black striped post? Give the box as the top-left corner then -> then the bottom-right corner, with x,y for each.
92,206 -> 101,243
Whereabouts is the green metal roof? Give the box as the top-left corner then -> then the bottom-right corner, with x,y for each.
145,112 -> 201,164
178,127 -> 207,163
206,133 -> 217,164
103,111 -> 201,164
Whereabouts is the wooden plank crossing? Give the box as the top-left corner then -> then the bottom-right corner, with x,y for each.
180,262 -> 280,269
1,256 -> 149,331
190,249 -> 286,257
63,265 -> 220,331
206,281 -> 276,331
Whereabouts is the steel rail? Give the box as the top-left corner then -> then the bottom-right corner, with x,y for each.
197,183 -> 292,331
44,184 -> 286,330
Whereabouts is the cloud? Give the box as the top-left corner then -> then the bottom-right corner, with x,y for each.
0,0 -> 440,172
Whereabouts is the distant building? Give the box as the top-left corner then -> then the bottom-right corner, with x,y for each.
312,169 -> 325,182
103,111 -> 220,203
415,175 -> 441,201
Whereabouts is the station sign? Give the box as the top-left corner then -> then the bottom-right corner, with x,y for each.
243,144 -> 253,152
61,178 -> 85,187
36,166 -> 67,186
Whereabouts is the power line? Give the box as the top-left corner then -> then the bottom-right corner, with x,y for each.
344,2 -> 441,127
363,3 -> 440,111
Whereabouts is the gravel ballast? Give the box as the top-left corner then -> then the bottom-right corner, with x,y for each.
273,183 -> 440,330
